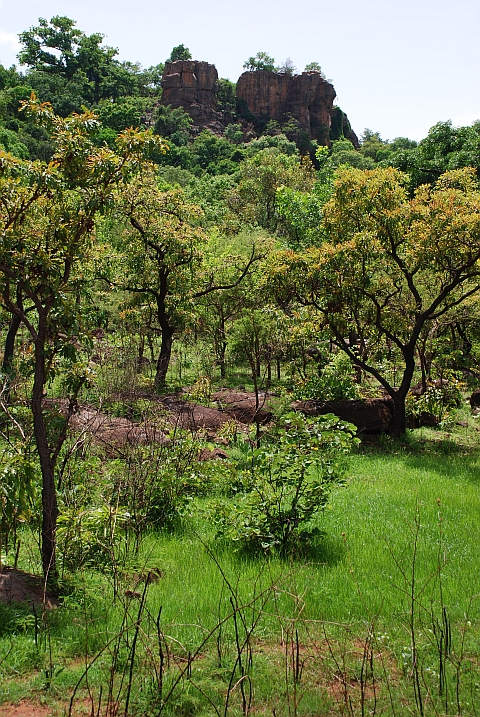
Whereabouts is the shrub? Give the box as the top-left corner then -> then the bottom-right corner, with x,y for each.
407,374 -> 463,424
294,353 -> 359,402
209,412 -> 358,553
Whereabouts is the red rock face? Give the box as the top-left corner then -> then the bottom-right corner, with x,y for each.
237,70 -> 337,143
162,60 -> 218,110
161,60 -> 227,132
235,70 -> 291,119
161,63 -> 357,145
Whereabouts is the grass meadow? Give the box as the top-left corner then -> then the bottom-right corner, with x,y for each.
1,420 -> 480,716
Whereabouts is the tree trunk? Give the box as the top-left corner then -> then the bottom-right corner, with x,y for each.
32,312 -> 58,584
155,326 -> 174,390
389,346 -> 416,436
390,391 -> 407,437
1,312 -> 21,406
217,316 -> 227,379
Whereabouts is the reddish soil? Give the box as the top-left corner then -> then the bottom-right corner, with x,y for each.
0,700 -> 91,716
42,389 -> 278,451
0,703 -> 54,717
0,567 -> 58,608
211,389 -> 275,424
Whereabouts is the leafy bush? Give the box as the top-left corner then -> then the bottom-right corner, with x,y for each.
57,504 -> 129,571
407,375 -> 463,424
294,353 -> 359,402
188,375 -> 212,404
209,412 -> 358,553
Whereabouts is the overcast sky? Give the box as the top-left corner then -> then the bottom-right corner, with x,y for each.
1,0 -> 478,142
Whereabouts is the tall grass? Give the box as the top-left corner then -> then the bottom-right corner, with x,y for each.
1,427 -> 480,714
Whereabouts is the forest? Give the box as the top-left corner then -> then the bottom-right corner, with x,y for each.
1,15 -> 480,717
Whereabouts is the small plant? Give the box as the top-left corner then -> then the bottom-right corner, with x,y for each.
210,412 -> 358,553
189,375 -> 212,404
217,419 -> 238,444
57,503 -> 130,572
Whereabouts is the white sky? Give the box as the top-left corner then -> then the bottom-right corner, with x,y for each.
1,0 -> 479,142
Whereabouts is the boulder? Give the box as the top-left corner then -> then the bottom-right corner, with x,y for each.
198,448 -> 229,461
470,388 -> 480,408
292,398 -> 393,434
212,389 -> 274,425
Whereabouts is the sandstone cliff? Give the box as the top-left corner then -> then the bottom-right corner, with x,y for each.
236,70 -> 336,145
161,62 -> 357,146
161,60 -> 225,131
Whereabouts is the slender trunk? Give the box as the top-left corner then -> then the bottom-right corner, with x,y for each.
218,341 -> 227,379
419,351 -> 428,394
155,326 -> 174,390
1,312 -> 21,405
389,346 -> 416,436
276,358 -> 281,381
138,334 -> 145,364
32,311 -> 58,583
2,288 -> 24,406
217,316 -> 227,379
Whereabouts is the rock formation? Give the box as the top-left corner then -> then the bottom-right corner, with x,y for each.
161,60 -> 225,131
236,70 -> 336,145
161,62 -> 358,146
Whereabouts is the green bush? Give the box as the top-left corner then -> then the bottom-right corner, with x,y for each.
209,412 -> 358,553
294,353 -> 359,402
407,374 -> 463,424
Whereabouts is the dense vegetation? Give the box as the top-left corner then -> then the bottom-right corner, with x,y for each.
1,16 -> 480,717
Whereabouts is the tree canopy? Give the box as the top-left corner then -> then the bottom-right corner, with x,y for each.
269,166 -> 480,434
243,52 -> 277,72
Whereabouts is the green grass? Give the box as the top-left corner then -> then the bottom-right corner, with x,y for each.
2,425 -> 480,714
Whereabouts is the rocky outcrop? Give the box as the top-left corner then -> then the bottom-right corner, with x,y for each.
236,70 -> 337,144
470,388 -> 480,409
160,63 -> 357,146
293,398 -> 393,434
161,60 -> 225,131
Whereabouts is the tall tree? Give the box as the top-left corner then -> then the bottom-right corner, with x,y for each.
269,166 -> 480,434
105,171 -> 264,388
0,96 -> 165,580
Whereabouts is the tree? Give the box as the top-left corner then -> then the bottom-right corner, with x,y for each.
17,16 -> 158,110
386,121 -> 480,189
108,172 -> 263,388
216,78 -> 237,114
197,233 -> 269,378
227,148 -> 315,231
0,96 -> 165,580
153,104 -> 192,145
243,52 -> 277,72
304,62 -> 325,77
269,166 -> 480,435
278,58 -> 296,76
18,16 -> 84,79
167,44 -> 192,62
330,138 -> 375,169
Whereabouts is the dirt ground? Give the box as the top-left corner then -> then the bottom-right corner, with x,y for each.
0,702 -> 54,717
44,388 -> 277,452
